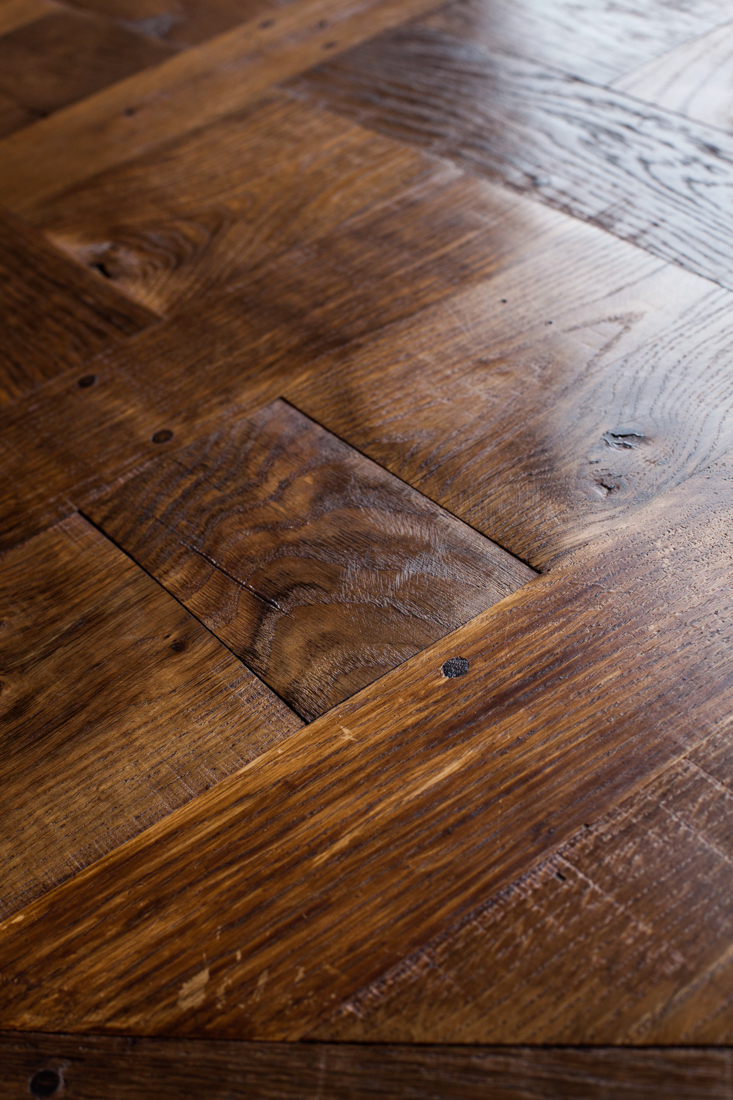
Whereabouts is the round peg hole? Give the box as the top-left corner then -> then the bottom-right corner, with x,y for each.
29,1069 -> 61,1098
152,429 -> 173,444
77,374 -> 97,388
442,656 -> 469,678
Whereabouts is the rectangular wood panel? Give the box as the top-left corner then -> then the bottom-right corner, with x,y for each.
87,398 -> 536,719
0,514 -> 301,916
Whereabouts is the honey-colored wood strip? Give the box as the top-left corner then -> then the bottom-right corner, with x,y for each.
613,21 -> 733,134
0,1034 -> 731,1100
0,466 -> 731,1037
313,722 -> 733,1044
0,0 -> 58,37
0,205 -> 158,405
418,0 -> 730,86
291,23 -> 733,290
0,0 -> 443,215
0,8 -> 174,118
87,399 -> 535,720
0,513 -> 301,918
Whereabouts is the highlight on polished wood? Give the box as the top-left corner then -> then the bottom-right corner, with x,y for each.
2,0 -> 733,1094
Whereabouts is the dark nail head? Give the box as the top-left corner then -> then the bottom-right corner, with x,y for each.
78,374 -> 96,388
29,1069 -> 61,1098
442,656 -> 469,678
259,17 -> 274,26
152,429 -> 173,444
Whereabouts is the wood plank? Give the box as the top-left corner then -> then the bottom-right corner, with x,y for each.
29,92 -> 514,315
0,90 -> 37,138
0,513 -> 301,917
0,0 -> 444,215
0,8 -> 174,117
614,21 -> 733,134
419,0 -> 731,86
0,206 -> 158,404
0,0 -> 58,37
285,212 -> 733,569
313,724 -> 733,1043
290,24 -> 733,290
0,466 -> 731,1037
0,1034 -> 731,1100
87,398 -> 535,719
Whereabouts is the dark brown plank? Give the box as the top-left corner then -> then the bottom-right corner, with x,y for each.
0,8 -> 174,117
290,23 -> 733,289
0,465 -> 731,1037
27,91 -> 532,316
419,0 -> 727,85
0,1034 -> 730,1100
0,91 -> 37,138
88,398 -> 535,719
314,724 -> 733,1043
0,513 -> 301,917
0,206 -> 158,404
0,0 -> 443,214
613,20 -> 733,134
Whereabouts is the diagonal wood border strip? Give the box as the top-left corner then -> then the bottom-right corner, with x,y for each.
0,464 -> 731,1039
0,1033 -> 731,1100
289,23 -> 733,290
0,0 -> 444,214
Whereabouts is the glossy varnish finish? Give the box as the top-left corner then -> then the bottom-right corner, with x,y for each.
2,0 -> 733,1090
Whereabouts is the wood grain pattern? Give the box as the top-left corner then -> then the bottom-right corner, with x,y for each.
291,24 -> 733,290
88,398 -> 535,719
614,20 -> 733,134
0,0 -> 443,215
1,465 -> 732,1038
0,513 -> 301,917
286,209 -> 733,569
420,0 -> 730,85
27,92 -> 535,316
0,206 -> 158,404
314,722 -> 733,1043
0,1034 -> 730,1100
64,0 -> 287,48
0,8 -> 174,117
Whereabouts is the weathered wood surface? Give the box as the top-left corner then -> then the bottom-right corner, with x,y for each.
1,464 -> 732,1038
0,206 -> 157,403
0,513 -> 300,918
614,20 -> 733,134
88,398 -> 534,719
1,1034 -> 730,1100
2,0 -> 733,1080
291,23 -> 733,289
0,0 -> 58,38
0,0 -> 443,214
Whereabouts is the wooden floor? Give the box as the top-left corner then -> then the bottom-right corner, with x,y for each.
2,0 -> 733,1095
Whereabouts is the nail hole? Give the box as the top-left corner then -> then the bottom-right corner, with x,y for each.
29,1069 -> 61,1098
259,17 -> 274,26
170,640 -> 186,652
152,429 -> 173,444
442,656 -> 469,678
317,18 -> 328,27
91,261 -> 112,279
322,40 -> 337,48
500,298 -> 507,303
555,870 -> 566,881
77,374 -> 97,388
122,106 -> 136,117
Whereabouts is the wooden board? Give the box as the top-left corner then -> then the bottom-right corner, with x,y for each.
0,513 -> 300,917
291,23 -> 733,289
0,206 -> 157,404
87,398 -> 535,719
0,1034 -> 730,1100
1,465 -> 732,1037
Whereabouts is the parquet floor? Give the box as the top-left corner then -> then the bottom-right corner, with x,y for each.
2,0 -> 733,1095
